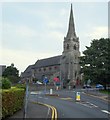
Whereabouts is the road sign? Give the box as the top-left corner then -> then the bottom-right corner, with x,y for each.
76,92 -> 80,101
43,77 -> 49,84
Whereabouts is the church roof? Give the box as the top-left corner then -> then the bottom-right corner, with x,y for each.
24,65 -> 34,72
21,55 -> 61,78
21,64 -> 34,78
34,55 -> 61,68
66,4 -> 77,39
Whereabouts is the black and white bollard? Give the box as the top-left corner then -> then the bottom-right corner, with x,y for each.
50,89 -> 53,95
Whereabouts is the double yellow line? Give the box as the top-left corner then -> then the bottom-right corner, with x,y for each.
32,101 -> 57,120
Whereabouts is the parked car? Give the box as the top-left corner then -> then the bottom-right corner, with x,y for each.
96,84 -> 104,89
83,84 -> 91,89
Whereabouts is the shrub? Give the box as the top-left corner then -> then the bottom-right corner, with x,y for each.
2,78 -> 11,89
2,87 -> 25,118
15,84 -> 26,90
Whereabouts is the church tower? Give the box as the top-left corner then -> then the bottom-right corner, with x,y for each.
60,4 -> 80,87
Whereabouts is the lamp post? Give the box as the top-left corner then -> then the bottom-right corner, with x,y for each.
23,78 -> 29,119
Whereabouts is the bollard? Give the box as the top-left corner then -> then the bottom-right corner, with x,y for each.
50,89 -> 53,94
76,92 -> 80,101
56,86 -> 58,90
69,86 -> 71,90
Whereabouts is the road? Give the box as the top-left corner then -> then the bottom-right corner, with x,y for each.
29,88 -> 109,119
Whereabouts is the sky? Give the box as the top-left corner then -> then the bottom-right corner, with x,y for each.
0,1 -> 108,74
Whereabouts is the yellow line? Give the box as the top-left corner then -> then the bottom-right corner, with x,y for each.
60,97 -> 72,100
31,101 -> 57,120
43,103 -> 54,120
52,106 -> 57,119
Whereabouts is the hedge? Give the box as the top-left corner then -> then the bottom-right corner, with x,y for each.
2,87 -> 25,118
15,84 -> 26,90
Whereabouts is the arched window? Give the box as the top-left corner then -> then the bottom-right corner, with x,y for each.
75,71 -> 77,77
64,44 -> 66,50
54,66 -> 57,69
67,44 -> 69,50
74,45 -> 76,50
75,55 -> 77,59
49,67 -> 52,70
44,68 -> 46,71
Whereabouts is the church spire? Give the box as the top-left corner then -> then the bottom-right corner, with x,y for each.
66,4 -> 76,39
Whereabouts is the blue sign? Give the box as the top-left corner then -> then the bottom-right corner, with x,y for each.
43,77 -> 49,84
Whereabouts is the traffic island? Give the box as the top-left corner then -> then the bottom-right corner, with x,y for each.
45,93 -> 59,97
44,89 -> 59,97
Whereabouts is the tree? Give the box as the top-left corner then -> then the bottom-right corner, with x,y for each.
2,63 -> 19,84
2,77 -> 11,89
80,38 -> 110,90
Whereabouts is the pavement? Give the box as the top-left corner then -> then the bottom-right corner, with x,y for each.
83,89 -> 110,102
5,100 -> 50,119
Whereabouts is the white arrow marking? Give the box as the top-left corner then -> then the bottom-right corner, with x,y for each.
101,110 -> 110,115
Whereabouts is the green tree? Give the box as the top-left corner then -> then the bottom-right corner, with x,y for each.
80,38 -> 110,90
2,77 -> 11,89
2,63 -> 19,84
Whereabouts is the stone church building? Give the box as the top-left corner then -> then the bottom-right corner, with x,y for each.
21,4 -> 81,87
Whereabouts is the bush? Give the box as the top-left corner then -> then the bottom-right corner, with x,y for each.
2,87 -> 25,118
2,78 -> 11,89
15,84 -> 26,90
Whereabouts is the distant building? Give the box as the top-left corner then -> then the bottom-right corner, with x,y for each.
21,4 -> 81,87
0,65 -> 6,76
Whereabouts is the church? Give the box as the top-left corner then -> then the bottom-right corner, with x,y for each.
21,4 -> 81,87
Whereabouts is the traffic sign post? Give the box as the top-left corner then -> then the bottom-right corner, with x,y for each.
44,82 -> 46,93
43,77 -> 49,93
23,78 -> 29,119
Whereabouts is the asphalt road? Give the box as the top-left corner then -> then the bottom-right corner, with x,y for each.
29,88 -> 109,119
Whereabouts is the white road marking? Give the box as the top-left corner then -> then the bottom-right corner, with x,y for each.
38,96 -> 43,98
86,102 -> 98,108
101,110 -> 110,115
76,101 -> 98,108
44,97 -> 48,99
47,107 -> 50,116
30,91 -> 44,95
76,102 -> 92,108
38,96 -> 48,99
38,91 -> 42,94
30,92 -> 38,95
